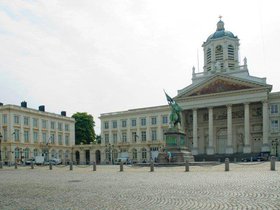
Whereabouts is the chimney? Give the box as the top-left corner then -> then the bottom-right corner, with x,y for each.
61,111 -> 66,116
39,105 -> 45,112
21,101 -> 27,108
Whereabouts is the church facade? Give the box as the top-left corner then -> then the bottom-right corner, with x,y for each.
100,19 -> 280,162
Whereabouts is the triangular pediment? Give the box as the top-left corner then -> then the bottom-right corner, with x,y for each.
176,74 -> 271,99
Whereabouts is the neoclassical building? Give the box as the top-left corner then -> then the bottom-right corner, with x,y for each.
99,19 -> 280,163
0,102 -> 75,164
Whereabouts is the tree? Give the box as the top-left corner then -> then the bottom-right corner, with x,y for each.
72,112 -> 96,145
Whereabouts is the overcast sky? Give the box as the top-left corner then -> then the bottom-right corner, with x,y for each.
1,0 -> 280,133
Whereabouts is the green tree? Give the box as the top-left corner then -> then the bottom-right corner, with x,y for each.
72,112 -> 96,144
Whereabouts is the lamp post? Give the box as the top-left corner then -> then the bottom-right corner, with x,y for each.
0,132 -> 3,164
272,139 -> 279,158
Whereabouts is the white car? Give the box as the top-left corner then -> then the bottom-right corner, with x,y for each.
50,158 -> 62,165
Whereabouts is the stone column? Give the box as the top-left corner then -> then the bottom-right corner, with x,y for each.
90,149 -> 96,163
243,103 -> 251,153
192,109 -> 198,155
262,100 -> 269,151
79,150 -> 86,164
207,107 -> 214,154
226,105 -> 233,154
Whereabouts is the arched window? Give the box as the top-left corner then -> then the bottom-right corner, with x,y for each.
141,148 -> 147,159
15,148 -> 20,159
132,148 -> 137,160
105,149 -> 110,160
207,48 -> 211,71
24,148 -> 30,159
33,149 -> 38,157
215,45 -> 223,68
112,149 -> 118,161
51,149 -> 56,158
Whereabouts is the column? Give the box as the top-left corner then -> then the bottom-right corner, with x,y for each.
79,150 -> 86,164
207,107 -> 214,154
243,103 -> 251,153
226,105 -> 233,154
262,100 -> 269,151
90,149 -> 95,163
192,109 -> 198,155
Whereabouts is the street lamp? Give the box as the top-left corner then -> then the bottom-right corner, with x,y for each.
0,132 -> 3,163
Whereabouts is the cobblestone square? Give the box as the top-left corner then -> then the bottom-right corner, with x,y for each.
0,162 -> 280,210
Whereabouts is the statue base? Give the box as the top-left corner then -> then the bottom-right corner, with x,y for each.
158,127 -> 194,163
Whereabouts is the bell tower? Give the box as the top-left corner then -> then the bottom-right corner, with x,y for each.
202,17 -> 240,72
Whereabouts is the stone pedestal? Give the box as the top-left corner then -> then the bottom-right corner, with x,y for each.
158,128 -> 194,163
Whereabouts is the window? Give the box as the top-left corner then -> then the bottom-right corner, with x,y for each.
33,118 -> 38,128
51,121 -> 55,129
105,134 -> 109,144
3,128 -> 7,141
33,149 -> 38,157
228,45 -> 235,68
2,114 -> 7,124
24,148 -> 30,159
58,123 -> 62,131
141,131 -> 146,142
58,134 -> 62,145
15,148 -> 20,159
141,118 -> 146,126
50,133 -> 55,144
24,117 -> 29,126
271,104 -> 278,114
14,129 -> 20,142
162,116 -> 168,124
121,120 -> 127,128
141,148 -> 147,159
33,131 -> 38,143
151,117 -> 157,125
152,130 -> 157,141
132,132 -> 137,142
113,133 -> 118,143
112,121 -> 117,129
104,122 -> 109,129
14,115 -> 20,124
42,120 -> 47,129
122,132 -> 127,143
131,119 -> 137,127
207,48 -> 211,71
271,120 -> 279,131
24,131 -> 29,142
65,135 -> 69,145
65,124 -> 69,131
42,132 -> 47,144
132,149 -> 137,159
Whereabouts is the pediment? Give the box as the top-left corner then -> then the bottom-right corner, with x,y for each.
190,79 -> 253,96
176,75 -> 271,99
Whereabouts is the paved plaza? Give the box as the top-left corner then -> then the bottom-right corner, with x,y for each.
0,162 -> 280,210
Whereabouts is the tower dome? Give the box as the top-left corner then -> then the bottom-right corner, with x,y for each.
206,19 -> 236,41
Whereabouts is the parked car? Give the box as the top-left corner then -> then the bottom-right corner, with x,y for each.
25,158 -> 35,165
241,152 -> 270,162
49,158 -> 62,165
35,156 -> 45,165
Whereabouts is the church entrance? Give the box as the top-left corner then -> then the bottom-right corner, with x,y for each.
217,128 -> 227,154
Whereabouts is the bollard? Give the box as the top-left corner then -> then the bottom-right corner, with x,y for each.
185,160 -> 189,172
150,161 -> 154,172
0,161 -> 3,169
15,161 -> 18,169
120,162 -> 123,172
49,162 -> 52,170
93,162 -> 96,171
225,158 -> 229,171
31,161 -> 34,169
271,156 -> 276,171
70,161 -> 73,171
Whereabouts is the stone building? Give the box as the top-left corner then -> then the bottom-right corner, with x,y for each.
0,102 -> 75,164
99,19 -> 280,163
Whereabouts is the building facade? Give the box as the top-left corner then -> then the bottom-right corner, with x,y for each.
0,102 -> 75,164
100,19 -> 280,163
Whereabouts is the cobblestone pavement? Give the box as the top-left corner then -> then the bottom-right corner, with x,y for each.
0,162 -> 280,210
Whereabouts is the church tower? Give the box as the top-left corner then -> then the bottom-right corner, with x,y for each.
202,17 -> 240,72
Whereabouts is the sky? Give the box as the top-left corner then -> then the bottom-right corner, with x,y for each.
1,0 -> 280,133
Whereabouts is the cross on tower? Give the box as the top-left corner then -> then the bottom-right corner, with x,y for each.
219,15 -> 223,20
